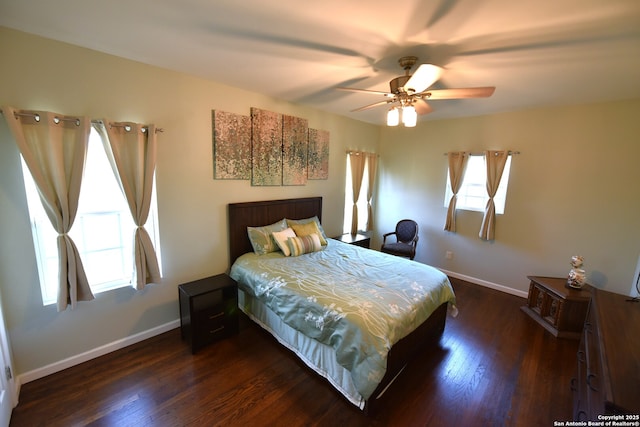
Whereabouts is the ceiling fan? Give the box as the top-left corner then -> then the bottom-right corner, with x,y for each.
337,56 -> 495,126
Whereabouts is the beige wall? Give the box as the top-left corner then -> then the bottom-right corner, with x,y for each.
376,100 -> 640,297
0,27 -> 379,377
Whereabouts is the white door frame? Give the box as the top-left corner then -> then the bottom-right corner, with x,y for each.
0,292 -> 17,427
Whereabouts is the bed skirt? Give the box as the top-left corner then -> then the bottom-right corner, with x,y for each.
238,289 -> 368,409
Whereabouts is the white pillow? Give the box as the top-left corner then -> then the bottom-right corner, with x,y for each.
272,227 -> 297,256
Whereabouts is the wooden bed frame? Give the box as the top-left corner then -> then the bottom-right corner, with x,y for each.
228,197 -> 448,413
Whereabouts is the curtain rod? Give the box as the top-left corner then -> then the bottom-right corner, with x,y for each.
0,109 -> 163,133
443,151 -> 520,156
346,150 -> 378,156
91,119 -> 164,133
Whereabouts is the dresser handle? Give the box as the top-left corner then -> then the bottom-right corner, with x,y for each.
577,410 -> 588,421
209,312 -> 224,320
210,326 -> 225,334
577,350 -> 585,363
586,373 -> 598,391
570,377 -> 577,391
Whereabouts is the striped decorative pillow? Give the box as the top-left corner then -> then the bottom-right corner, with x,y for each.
287,233 -> 322,257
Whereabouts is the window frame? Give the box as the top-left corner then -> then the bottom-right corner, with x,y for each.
443,154 -> 512,215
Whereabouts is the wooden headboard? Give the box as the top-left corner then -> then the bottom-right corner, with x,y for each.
228,197 -> 323,267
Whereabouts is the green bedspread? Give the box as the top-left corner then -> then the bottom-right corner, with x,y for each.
229,239 -> 456,400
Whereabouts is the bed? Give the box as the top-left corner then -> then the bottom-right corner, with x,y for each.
227,197 -> 456,412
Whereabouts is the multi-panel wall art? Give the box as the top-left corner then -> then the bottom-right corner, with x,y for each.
212,108 -> 329,186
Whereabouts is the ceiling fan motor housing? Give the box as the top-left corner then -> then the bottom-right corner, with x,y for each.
390,75 -> 411,94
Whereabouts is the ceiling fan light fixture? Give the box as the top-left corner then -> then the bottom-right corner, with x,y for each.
386,107 -> 399,126
402,105 -> 417,127
404,64 -> 443,94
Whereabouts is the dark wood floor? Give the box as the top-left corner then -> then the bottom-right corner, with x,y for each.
10,278 -> 579,427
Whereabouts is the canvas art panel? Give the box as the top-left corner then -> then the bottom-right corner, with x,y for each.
212,110 -> 251,180
251,108 -> 283,186
308,128 -> 329,180
282,115 -> 309,186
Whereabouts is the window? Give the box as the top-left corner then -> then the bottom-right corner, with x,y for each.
343,156 -> 370,234
21,128 -> 162,305
443,154 -> 512,214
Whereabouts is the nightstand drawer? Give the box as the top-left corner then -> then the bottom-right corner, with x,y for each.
194,308 -> 229,344
195,306 -> 226,328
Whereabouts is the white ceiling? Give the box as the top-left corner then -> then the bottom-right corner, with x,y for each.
2,0 -> 640,125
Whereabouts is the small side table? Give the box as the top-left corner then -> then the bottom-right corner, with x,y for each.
179,274 -> 239,353
520,276 -> 591,339
333,232 -> 371,249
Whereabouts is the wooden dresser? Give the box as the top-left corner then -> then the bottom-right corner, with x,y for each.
572,287 -> 640,420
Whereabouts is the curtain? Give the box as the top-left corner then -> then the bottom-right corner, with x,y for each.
93,120 -> 161,289
479,150 -> 509,241
348,152 -> 366,235
444,151 -> 469,232
364,153 -> 378,231
3,106 -> 93,311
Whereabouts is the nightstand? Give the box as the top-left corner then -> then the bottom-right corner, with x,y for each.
179,274 -> 239,353
520,276 -> 591,339
333,232 -> 371,248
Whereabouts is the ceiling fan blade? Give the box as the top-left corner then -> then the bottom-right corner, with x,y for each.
414,99 -> 433,115
422,86 -> 496,100
351,99 -> 393,112
337,87 -> 392,96
404,64 -> 444,93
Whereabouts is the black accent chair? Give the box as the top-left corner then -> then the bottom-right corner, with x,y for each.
381,219 -> 419,260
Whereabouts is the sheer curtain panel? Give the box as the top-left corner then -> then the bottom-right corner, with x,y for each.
479,150 -> 509,241
93,120 -> 161,289
348,152 -> 366,236
2,106 -> 94,311
444,151 -> 468,232
365,153 -> 378,231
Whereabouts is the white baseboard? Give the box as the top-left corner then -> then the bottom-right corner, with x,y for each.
439,269 -> 529,299
17,319 -> 180,387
